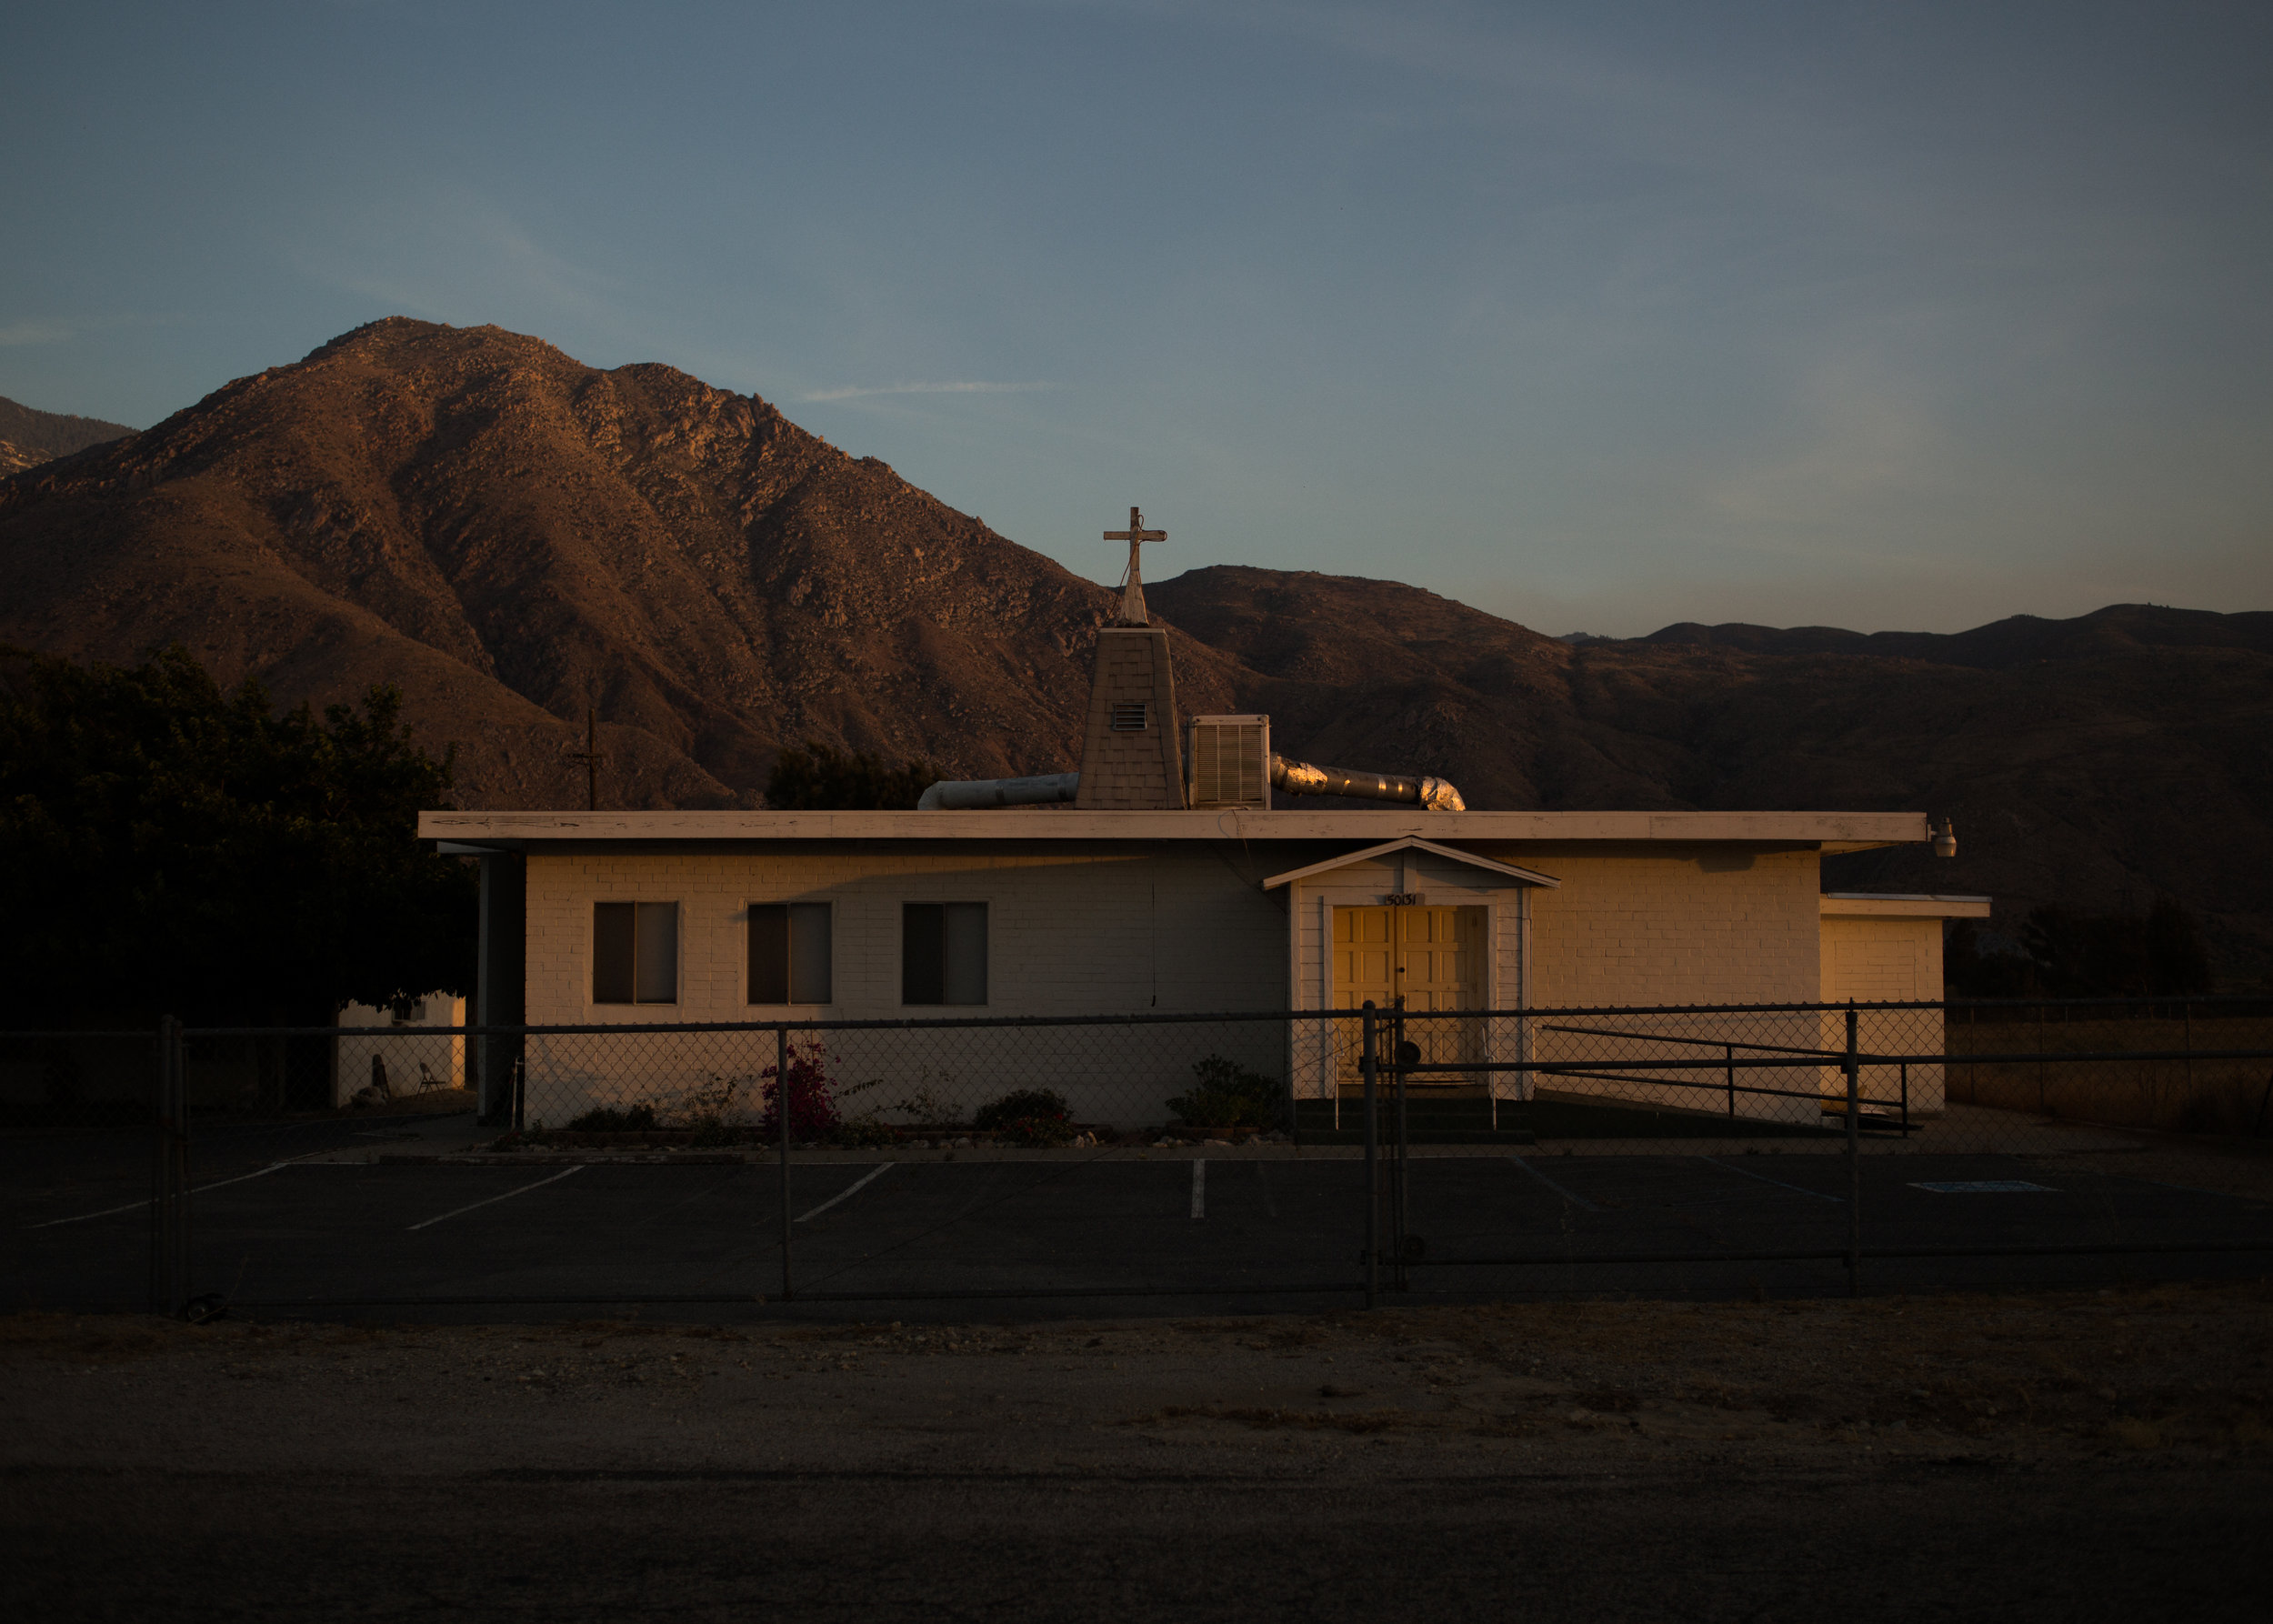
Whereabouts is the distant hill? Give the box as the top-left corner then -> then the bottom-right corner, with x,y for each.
1151,569 -> 2272,987
1639,610 -> 2273,667
0,319 -> 2265,986
0,395 -> 136,468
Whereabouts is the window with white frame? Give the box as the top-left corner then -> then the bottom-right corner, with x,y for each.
593,901 -> 678,1005
749,902 -> 834,1005
901,901 -> 987,1006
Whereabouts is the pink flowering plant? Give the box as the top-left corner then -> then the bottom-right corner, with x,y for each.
757,1041 -> 841,1138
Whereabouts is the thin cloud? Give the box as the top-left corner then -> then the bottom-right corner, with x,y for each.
0,321 -> 76,346
289,185 -> 633,334
799,380 -> 1057,402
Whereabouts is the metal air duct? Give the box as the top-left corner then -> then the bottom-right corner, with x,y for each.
916,773 -> 1080,811
1270,754 -> 1466,813
915,759 -> 1464,811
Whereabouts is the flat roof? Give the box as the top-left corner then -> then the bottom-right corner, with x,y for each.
422,807 -> 1929,853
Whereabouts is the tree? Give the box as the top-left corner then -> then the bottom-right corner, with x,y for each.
765,739 -> 937,810
1945,897 -> 2214,999
2022,897 -> 2212,997
0,645 -> 476,1027
1943,919 -> 2042,998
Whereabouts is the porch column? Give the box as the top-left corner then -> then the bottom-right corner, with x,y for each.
476,851 -> 526,1126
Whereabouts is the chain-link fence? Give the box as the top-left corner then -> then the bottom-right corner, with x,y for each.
1351,997 -> 2273,1301
1942,1000 -> 2273,1137
3,1028 -> 166,1313
6,999 -> 2269,1317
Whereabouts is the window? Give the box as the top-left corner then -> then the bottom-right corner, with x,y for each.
902,901 -> 987,1006
1108,700 -> 1150,732
749,902 -> 834,1004
593,901 -> 678,1004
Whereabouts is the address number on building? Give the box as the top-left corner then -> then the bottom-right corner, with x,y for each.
1383,892 -> 1426,907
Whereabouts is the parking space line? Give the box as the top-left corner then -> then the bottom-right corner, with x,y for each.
406,1166 -> 586,1231
796,1163 -> 895,1224
1507,1155 -> 1601,1212
1697,1156 -> 1842,1203
26,1157 -> 325,1228
1191,1158 -> 1205,1219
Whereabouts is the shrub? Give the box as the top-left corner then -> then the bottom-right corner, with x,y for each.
994,1114 -> 1078,1148
974,1088 -> 1069,1132
1167,1054 -> 1280,1129
973,1088 -> 1076,1146
758,1041 -> 840,1138
684,1075 -> 747,1147
567,1103 -> 657,1133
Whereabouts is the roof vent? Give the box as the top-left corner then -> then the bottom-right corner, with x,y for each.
1187,715 -> 1271,809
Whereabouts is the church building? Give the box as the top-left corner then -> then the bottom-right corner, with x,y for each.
421,513 -> 1985,1132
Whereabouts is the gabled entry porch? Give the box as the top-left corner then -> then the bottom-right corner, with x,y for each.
1264,837 -> 1558,1139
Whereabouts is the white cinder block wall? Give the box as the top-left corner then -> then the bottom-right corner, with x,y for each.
510,837 -> 1891,1129
1510,845 -> 1824,1007
1493,845 -> 1830,1125
1819,916 -> 1943,1003
519,845 -> 1287,1128
1819,913 -> 1948,1116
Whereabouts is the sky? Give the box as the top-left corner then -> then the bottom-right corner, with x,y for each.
4,0 -> 2268,637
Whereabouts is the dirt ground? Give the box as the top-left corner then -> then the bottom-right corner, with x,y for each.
6,1280 -> 2272,1621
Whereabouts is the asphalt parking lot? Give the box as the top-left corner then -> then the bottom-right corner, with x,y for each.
11,1124 -> 2271,1318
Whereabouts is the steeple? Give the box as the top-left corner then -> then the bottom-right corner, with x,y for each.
1076,506 -> 1184,810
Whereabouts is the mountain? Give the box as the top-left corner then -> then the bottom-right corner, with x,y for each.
0,395 -> 137,468
0,318 -> 1246,809
0,319 -> 2266,985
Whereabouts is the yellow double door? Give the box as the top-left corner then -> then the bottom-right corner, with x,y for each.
1332,905 -> 1486,1087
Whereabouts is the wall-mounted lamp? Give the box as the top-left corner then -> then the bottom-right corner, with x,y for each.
1931,817 -> 1958,859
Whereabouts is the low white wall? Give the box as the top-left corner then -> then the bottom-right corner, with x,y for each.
334,997 -> 467,1107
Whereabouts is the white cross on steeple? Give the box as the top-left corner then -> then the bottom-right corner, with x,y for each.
1103,506 -> 1166,626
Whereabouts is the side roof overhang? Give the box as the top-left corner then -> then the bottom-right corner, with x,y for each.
1261,835 -> 1560,892
1820,892 -> 1992,918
